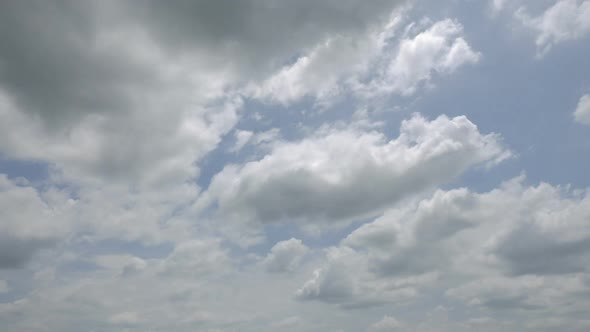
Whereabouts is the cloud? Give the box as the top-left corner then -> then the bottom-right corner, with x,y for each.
574,93 -> 590,125
249,17 -> 480,105
0,175 -> 72,268
342,187 -> 481,277
491,0 -> 507,12
0,280 -> 8,293
295,246 -> 427,308
1,1 -> 588,331
201,113 -> 509,238
230,128 -> 281,153
0,0 -> 409,188
108,311 -> 140,326
247,11 -> 402,105
347,175 -> 590,278
160,239 -> 231,278
0,80 -> 242,189
294,175 -> 590,319
130,0 -> 407,81
262,238 -> 309,273
353,19 -> 480,97
516,0 -> 590,55
368,315 -> 402,331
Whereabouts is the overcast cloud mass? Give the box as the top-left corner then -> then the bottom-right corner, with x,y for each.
1,1 -> 590,331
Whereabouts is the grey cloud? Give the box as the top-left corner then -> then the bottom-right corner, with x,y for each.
0,175 -> 68,268
132,0 -> 405,79
293,176 -> 590,320
493,220 -> 590,276
343,187 -> 480,277
0,1 -> 158,128
295,247 -> 423,308
0,0 -> 408,188
342,176 -> 590,279
0,235 -> 54,269
0,0 -> 405,127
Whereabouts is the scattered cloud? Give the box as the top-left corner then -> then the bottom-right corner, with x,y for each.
201,114 -> 508,240
262,238 -> 309,273
574,93 -> 590,125
516,0 -> 590,55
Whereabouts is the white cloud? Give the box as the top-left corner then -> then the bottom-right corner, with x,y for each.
293,175 -> 590,322
249,17 -> 480,105
231,130 -> 254,153
516,0 -> 590,55
295,246 -> 428,308
248,12 -> 402,105
262,238 -> 309,273
230,128 -> 282,153
161,239 -> 231,278
1,1 -> 588,331
574,93 -> 590,125
200,113 -> 509,241
491,0 -> 508,12
353,19 -> 480,97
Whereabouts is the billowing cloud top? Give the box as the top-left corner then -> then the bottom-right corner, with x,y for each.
1,1 -> 590,332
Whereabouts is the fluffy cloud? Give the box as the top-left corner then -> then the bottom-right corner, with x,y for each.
247,11 -> 402,105
250,17 -> 480,104
353,19 -> 480,97
201,113 -> 509,237
1,1 -> 589,331
295,246 -> 431,308
516,0 -> 590,55
262,238 -> 309,273
0,70 -> 242,189
574,93 -> 590,125
295,175 -> 590,324
0,0 -> 410,187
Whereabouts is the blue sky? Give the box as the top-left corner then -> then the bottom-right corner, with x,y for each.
1,1 -> 590,331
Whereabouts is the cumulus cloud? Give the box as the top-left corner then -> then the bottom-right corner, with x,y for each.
201,113 -> 509,238
247,12 -> 402,105
0,0 -> 409,187
353,19 -> 481,97
574,93 -> 590,125
249,17 -> 480,104
295,246 -> 428,308
1,1 -> 589,331
516,0 -> 590,55
346,175 -> 590,279
294,175 -> 590,323
262,238 -> 309,273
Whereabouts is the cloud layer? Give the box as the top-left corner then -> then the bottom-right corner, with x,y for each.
1,1 -> 590,331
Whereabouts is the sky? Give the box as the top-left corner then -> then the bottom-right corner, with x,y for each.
1,0 -> 590,331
